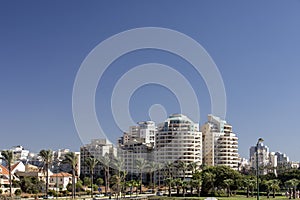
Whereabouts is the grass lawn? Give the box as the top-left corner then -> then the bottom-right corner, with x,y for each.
149,196 -> 289,200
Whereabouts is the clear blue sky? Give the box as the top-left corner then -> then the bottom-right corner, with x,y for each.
1,1 -> 300,161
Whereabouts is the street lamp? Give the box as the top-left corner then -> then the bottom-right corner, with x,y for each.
256,138 -> 264,200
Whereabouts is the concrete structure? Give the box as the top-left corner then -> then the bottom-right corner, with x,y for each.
118,141 -> 154,174
155,114 -> 202,180
49,172 -> 74,191
10,145 -> 30,162
275,151 -> 289,170
249,143 -> 277,175
80,139 -> 117,177
118,121 -> 156,178
138,121 -> 156,144
201,115 -> 239,170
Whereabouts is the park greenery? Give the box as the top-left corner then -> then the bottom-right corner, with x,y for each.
1,150 -> 300,199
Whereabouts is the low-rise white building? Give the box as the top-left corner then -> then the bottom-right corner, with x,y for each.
50,172 -> 74,191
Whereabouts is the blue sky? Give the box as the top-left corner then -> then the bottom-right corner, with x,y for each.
1,1 -> 300,161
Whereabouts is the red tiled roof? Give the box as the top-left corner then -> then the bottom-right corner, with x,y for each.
11,162 -> 20,171
0,165 -> 9,175
50,172 -> 72,177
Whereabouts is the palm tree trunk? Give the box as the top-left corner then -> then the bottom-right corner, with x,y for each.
46,163 -> 49,196
91,173 -> 94,198
72,169 -> 76,199
104,169 -> 108,196
140,171 -> 142,194
9,166 -> 12,198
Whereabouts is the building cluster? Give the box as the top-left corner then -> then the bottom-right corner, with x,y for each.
249,142 -> 298,175
1,113 -> 299,192
0,146 -> 80,194
80,114 -> 240,181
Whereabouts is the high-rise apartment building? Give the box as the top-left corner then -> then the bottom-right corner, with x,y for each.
201,114 -> 239,170
155,114 -> 202,180
80,139 -> 117,177
118,121 -> 156,179
249,143 -> 277,175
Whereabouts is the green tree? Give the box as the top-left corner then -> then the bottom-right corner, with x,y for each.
63,152 -> 78,199
111,157 -> 126,199
174,178 -> 182,195
188,162 -> 199,175
83,177 -> 91,187
99,154 -> 110,196
20,177 -> 43,194
96,178 -> 104,186
132,180 -> 140,197
1,150 -> 13,197
243,176 -> 256,198
201,171 -> 215,196
270,179 -> 280,198
85,157 -> 99,198
178,161 -> 188,181
135,158 -> 147,193
285,178 -> 300,199
147,161 -> 157,191
263,180 -> 272,198
39,149 -> 53,196
165,177 -> 174,197
224,179 -> 234,197
182,181 -> 188,197
191,171 -> 202,197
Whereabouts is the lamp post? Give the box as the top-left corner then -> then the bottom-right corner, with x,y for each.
256,138 -> 264,200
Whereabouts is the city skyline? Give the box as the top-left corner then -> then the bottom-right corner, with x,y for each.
1,113 -> 297,165
1,1 -> 300,161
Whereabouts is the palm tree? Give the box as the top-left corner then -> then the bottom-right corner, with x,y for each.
188,162 -> 199,175
192,171 -> 202,197
135,158 -> 147,194
178,161 -> 188,181
164,161 -> 174,179
39,149 -> 53,197
99,154 -> 110,196
85,157 -> 99,198
147,161 -> 157,192
174,178 -> 182,195
1,150 -> 13,197
165,177 -> 174,197
112,157 -> 126,199
182,181 -> 188,197
63,152 -> 78,199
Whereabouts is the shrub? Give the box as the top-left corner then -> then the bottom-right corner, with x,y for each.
15,189 -> 22,196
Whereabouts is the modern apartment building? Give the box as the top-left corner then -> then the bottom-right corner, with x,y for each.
201,114 -> 239,170
80,139 -> 117,177
120,121 -> 156,145
118,121 -> 156,180
249,143 -> 277,175
155,114 -> 202,180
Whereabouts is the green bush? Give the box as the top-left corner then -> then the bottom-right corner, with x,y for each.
15,189 -> 22,196
48,190 -> 57,196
